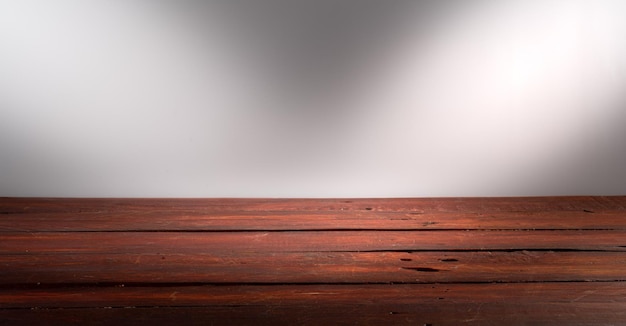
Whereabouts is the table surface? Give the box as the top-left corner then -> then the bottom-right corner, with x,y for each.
1,196 -> 625,325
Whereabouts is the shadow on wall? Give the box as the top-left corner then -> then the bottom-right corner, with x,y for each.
0,0 -> 625,197
196,1 -> 450,115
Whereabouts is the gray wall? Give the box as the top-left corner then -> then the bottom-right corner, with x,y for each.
1,0 -> 626,197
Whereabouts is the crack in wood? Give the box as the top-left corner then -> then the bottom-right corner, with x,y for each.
401,267 -> 445,272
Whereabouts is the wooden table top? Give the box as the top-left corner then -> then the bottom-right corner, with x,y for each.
1,197 -> 625,325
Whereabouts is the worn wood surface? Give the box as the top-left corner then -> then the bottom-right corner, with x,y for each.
1,196 -> 626,325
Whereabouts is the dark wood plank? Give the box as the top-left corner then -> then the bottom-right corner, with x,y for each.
2,251 -> 625,284
2,231 -> 625,255
3,304 -> 626,326
2,283 -> 625,325
3,283 -> 625,308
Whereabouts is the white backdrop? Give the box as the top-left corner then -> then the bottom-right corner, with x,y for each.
1,0 -> 626,197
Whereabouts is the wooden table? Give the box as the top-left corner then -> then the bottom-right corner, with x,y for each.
1,197 -> 625,325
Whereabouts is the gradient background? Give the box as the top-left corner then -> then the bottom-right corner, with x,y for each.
1,0 -> 625,197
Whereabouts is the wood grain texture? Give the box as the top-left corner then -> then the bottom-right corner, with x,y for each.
2,283 -> 626,325
2,251 -> 626,285
3,283 -> 626,308
2,196 -> 626,232
1,197 -> 625,325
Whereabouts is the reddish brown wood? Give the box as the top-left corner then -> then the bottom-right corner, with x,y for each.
3,283 -> 626,308
1,251 -> 625,285
3,302 -> 626,326
1,197 -> 625,325
2,283 -> 626,325
2,196 -> 625,213
2,210 -> 626,231
2,231 -> 625,254
0,283 -> 626,325
3,197 -> 626,232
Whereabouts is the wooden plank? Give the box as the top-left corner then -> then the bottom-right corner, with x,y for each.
2,251 -> 625,284
3,303 -> 626,326
2,283 -> 625,325
2,197 -> 624,232
2,231 -> 625,255
3,283 -> 626,308
2,196 -> 625,214
2,210 -> 626,231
